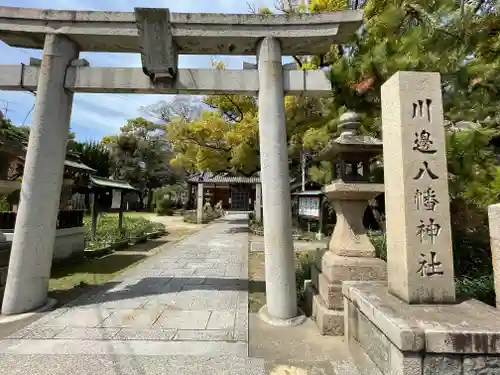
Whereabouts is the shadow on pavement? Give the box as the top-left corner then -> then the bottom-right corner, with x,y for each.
63,276 -> 250,308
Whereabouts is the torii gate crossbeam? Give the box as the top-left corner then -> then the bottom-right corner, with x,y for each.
0,65 -> 333,96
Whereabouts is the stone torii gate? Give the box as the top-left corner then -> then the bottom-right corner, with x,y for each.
0,6 -> 361,324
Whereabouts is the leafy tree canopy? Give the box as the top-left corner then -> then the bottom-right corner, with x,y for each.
102,117 -> 175,188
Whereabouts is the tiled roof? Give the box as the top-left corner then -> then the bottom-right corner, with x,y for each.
90,176 -> 138,191
64,160 -> 97,172
207,175 -> 261,184
187,171 -> 260,184
292,190 -> 323,196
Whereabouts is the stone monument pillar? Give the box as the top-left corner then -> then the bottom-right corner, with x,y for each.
488,203 -> 500,308
2,34 -> 78,315
256,37 -> 302,325
255,183 -> 262,222
343,71 -> 500,375
196,182 -> 204,225
305,111 -> 386,336
382,72 -> 455,303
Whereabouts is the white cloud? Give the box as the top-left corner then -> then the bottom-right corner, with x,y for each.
0,0 -> 277,141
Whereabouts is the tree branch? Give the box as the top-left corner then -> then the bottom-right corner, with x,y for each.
184,136 -> 232,153
474,0 -> 487,14
203,95 -> 245,123
293,56 -> 303,68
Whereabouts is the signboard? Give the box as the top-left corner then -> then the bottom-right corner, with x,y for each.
298,196 -> 320,218
111,189 -> 122,209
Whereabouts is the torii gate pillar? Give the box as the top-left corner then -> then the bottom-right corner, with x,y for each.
2,34 -> 78,314
256,37 -> 303,325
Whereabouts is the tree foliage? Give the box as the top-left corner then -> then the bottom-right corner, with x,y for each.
67,140 -> 111,178
282,0 -> 500,191
102,117 -> 173,188
162,62 -> 261,176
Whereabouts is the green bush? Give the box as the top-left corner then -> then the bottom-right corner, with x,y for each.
183,210 -> 221,224
156,197 -> 175,216
153,185 -> 186,215
0,196 -> 9,211
370,232 -> 387,262
295,252 -> 316,291
456,274 -> 495,306
369,228 -> 496,306
84,214 -> 165,251
295,250 -> 324,302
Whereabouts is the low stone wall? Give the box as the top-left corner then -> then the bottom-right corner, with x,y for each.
343,281 -> 500,375
0,227 -> 85,305
4,226 -> 86,261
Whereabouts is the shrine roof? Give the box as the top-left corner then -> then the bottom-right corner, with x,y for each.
90,176 -> 137,191
187,171 -> 260,184
292,190 -> 323,196
64,160 -> 96,173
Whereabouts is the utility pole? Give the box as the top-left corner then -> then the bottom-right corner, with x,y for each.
301,151 -> 307,192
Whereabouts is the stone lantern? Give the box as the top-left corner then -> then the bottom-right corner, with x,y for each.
306,111 -> 387,336
319,111 -> 384,256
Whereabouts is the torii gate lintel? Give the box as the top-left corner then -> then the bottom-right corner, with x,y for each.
0,64 -> 334,96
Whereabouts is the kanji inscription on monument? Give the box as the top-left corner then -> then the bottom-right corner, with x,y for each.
414,187 -> 439,211
382,71 -> 456,304
417,251 -> 444,277
413,130 -> 437,154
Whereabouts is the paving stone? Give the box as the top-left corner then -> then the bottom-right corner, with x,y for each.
0,354 -> 267,375
44,308 -> 114,328
189,295 -> 238,310
115,328 -> 177,341
0,338 -> 248,356
177,289 -> 219,300
207,311 -> 236,330
156,310 -> 212,330
0,213 -> 251,370
78,296 -> 153,310
174,330 -> 234,341
99,308 -> 163,328
9,327 -> 64,339
54,328 -> 120,340
193,269 -> 227,277
144,293 -> 196,310
25,308 -> 70,328
174,276 -> 206,285
161,269 -> 195,277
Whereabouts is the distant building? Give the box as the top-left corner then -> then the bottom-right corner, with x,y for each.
186,171 -> 261,211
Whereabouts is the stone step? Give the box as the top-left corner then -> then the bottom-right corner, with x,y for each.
0,338 -> 247,357
0,354 -> 266,375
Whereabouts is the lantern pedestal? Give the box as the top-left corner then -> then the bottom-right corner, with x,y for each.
305,111 -> 388,336
325,182 -> 384,257
306,181 -> 387,336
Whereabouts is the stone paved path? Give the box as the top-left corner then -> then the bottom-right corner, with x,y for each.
0,214 -> 266,374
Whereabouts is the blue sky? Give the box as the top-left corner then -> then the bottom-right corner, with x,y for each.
0,0 -> 279,141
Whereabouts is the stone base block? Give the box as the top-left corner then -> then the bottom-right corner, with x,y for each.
320,252 -> 387,284
257,305 -> 306,327
311,265 -> 343,309
312,252 -> 387,311
304,282 -> 344,336
343,281 -> 500,375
